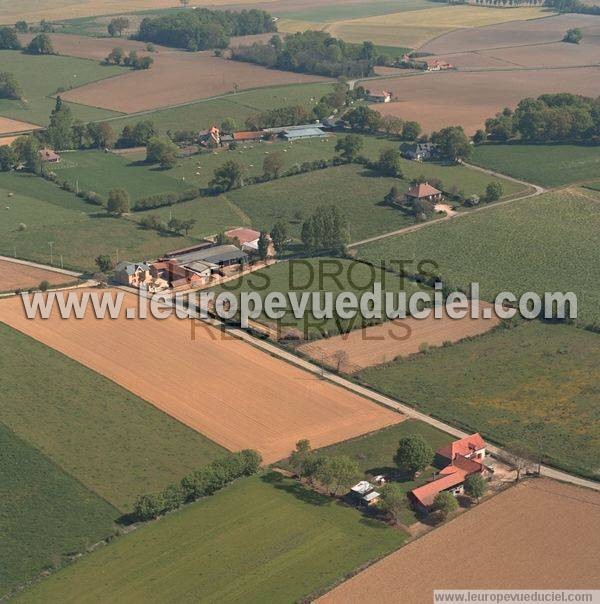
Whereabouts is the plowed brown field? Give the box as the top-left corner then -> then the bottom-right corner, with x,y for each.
0,259 -> 75,292
320,479 -> 600,602
0,290 -> 402,463
373,66 -> 600,133
29,33 -> 328,113
298,302 -> 499,373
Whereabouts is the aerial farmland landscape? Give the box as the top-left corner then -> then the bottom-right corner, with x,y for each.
0,0 -> 599,602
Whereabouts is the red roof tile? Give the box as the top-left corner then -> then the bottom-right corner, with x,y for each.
437,433 -> 485,462
406,182 -> 442,198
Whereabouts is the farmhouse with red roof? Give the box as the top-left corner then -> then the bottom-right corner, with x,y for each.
409,433 -> 488,513
405,182 -> 443,203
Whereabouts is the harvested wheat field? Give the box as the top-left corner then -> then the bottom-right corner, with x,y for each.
0,116 -> 42,135
298,302 -> 499,373
0,290 -> 402,463
326,5 -> 550,48
0,259 -> 76,292
0,0 -> 266,24
372,66 -> 600,133
321,479 -> 600,603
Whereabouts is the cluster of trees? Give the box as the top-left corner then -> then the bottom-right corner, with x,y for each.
0,26 -> 21,49
26,33 -> 55,55
232,31 -> 377,78
484,94 -> 600,143
140,213 -> 197,236
288,440 -> 361,496
136,8 -> 276,51
546,0 -> 600,14
146,137 -> 178,168
116,120 -> 157,148
301,205 -> 349,254
430,126 -> 471,162
107,17 -> 130,37
133,450 -> 262,521
0,71 -> 23,99
563,27 -> 583,43
104,47 -> 154,69
245,105 -> 311,130
0,136 -> 41,172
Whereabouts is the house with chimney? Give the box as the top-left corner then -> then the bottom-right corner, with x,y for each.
409,433 -> 488,513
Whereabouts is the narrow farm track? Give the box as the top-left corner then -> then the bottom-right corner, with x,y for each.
349,165 -> 544,247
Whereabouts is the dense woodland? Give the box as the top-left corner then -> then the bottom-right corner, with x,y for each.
136,8 -> 276,51
485,94 -> 600,143
231,31 -> 378,78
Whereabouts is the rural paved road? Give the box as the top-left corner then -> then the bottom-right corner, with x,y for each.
349,165 -> 545,247
0,255 -> 81,277
159,291 -> 600,493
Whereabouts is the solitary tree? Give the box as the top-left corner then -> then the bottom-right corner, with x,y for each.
26,33 -> 55,55
381,115 -> 404,137
14,21 -> 29,33
39,280 -> 50,292
289,439 -> 312,475
431,126 -> 471,162
563,28 -> 582,44
485,181 -> 503,202
263,152 -> 284,180
210,160 -> 245,191
463,474 -> 487,503
402,121 -> 422,141
95,254 -> 113,273
107,189 -> 130,215
394,435 -> 433,478
220,117 -> 237,134
378,483 -> 407,524
270,221 -> 288,255
331,350 -> 348,372
0,71 -> 23,99
107,17 -> 130,37
0,27 -> 22,50
334,134 -> 363,162
376,148 -> 403,177
181,219 -> 196,236
257,231 -> 270,260
105,47 -> 125,65
432,490 -> 458,520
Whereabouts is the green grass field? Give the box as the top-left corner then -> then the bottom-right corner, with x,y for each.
107,82 -> 335,134
357,189 -> 600,324
0,172 -> 198,271
0,50 -> 122,126
18,475 -> 407,603
359,322 -> 600,479
0,324 -> 226,511
0,422 -> 118,597
211,257 -> 425,337
471,143 -> 600,188
296,420 -> 454,524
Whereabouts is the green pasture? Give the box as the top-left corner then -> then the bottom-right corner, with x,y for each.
17,475 -> 407,603
359,322 -> 600,479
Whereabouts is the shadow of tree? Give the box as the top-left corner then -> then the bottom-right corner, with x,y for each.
261,471 -> 330,506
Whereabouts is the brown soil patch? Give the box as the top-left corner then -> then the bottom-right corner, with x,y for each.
373,66 -> 600,133
0,259 -> 75,292
27,33 -> 328,114
0,290 -> 402,463
421,13 -> 600,54
321,479 -> 600,602
0,116 -> 42,135
298,302 -> 499,373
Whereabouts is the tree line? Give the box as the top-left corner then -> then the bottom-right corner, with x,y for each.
136,8 -> 276,51
484,93 -> 600,143
231,31 -> 380,78
133,450 -> 262,521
